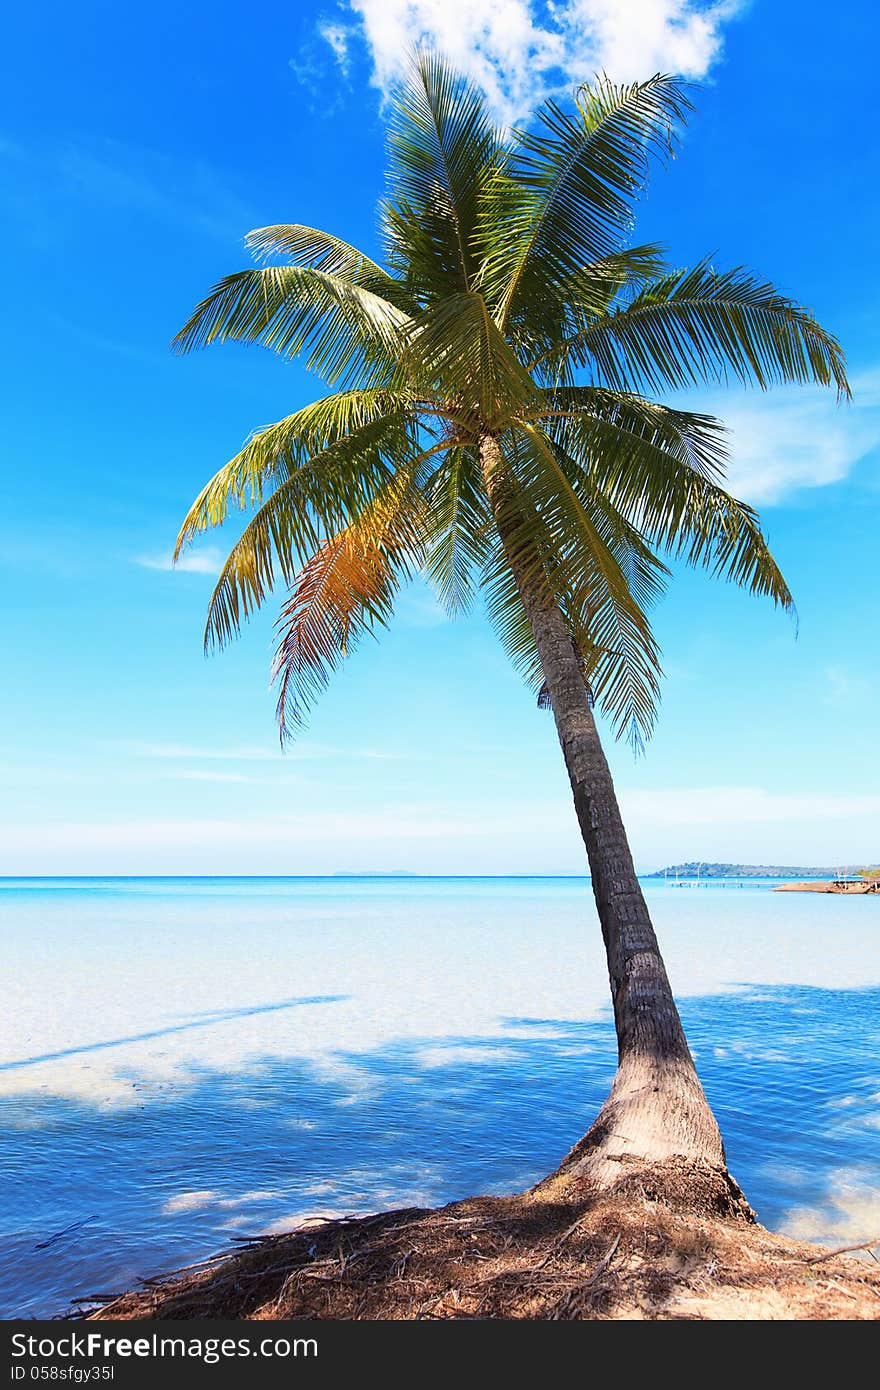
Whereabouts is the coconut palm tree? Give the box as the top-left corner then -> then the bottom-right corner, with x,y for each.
173,55 -> 848,1191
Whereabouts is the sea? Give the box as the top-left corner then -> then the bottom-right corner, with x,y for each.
1,875 -> 878,1317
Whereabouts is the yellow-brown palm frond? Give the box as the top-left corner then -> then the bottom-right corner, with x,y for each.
271,470 -> 429,738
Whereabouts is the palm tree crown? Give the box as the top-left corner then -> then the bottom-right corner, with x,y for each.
174,54 -> 848,747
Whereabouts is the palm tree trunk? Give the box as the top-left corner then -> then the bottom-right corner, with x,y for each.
480,434 -> 725,1188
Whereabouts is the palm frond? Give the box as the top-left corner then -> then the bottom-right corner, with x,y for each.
404,292 -> 538,424
422,445 -> 492,612
488,75 -> 691,326
507,245 -> 667,379
482,536 -> 549,695
489,427 -> 666,746
172,265 -> 411,386
385,52 -> 502,297
202,416 -> 412,650
513,420 -> 668,612
545,261 -> 850,398
535,386 -> 728,478
244,224 -> 417,312
544,395 -> 793,610
272,472 -> 427,737
175,390 -> 418,556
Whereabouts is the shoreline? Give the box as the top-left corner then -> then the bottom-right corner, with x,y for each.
79,1162 -> 880,1322
773,880 -> 879,894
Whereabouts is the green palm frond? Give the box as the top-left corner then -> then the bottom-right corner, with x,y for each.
508,246 -> 667,378
244,224 -> 420,318
535,386 -> 727,477
482,538 -> 548,694
479,429 -> 664,746
385,52 -> 502,297
422,444 -> 492,613
545,399 -> 793,609
175,386 -> 422,553
512,422 -> 668,609
404,292 -> 538,423
545,260 -> 850,398
202,416 -> 412,650
482,506 -> 663,751
505,425 -> 666,744
487,75 -> 692,326
172,264 -> 411,386
175,389 -> 421,555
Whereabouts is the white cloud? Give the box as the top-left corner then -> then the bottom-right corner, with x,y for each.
126,741 -> 282,761
169,770 -> 284,784
135,547 -> 224,576
619,785 -> 880,827
822,665 -> 870,709
0,809 -> 522,854
320,0 -> 742,123
0,808 -> 532,874
319,20 -> 353,75
615,784 -> 880,870
395,591 -> 450,627
122,739 -> 405,763
700,369 -> 880,505
4,784 -> 880,874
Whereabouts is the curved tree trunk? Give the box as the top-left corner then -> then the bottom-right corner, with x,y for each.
480,434 -> 725,1189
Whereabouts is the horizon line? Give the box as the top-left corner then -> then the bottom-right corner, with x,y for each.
0,870 -> 838,882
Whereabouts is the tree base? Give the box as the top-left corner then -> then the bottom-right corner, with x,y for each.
81,1159 -> 878,1321
537,1055 -> 728,1197
533,1153 -> 755,1225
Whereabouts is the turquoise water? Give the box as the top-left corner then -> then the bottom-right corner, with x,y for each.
1,876 -> 879,1317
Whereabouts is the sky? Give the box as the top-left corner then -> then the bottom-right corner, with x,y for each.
0,0 -> 878,875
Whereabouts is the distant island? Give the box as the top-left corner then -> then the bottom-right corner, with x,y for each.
647,862 -> 872,879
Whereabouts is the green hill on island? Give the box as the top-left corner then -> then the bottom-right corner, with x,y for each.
648,862 -> 874,879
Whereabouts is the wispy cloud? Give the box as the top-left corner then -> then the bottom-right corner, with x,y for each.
168,770 -> 285,785
125,741 -> 284,762
4,774 -> 880,872
122,740 -> 407,764
394,591 -> 450,628
821,665 -> 870,709
695,368 -> 880,505
615,783 -> 880,869
320,19 -> 354,75
0,131 -> 253,246
315,0 -> 743,124
620,785 -> 880,827
0,808 -> 517,856
134,548 -> 225,576
5,783 -> 880,871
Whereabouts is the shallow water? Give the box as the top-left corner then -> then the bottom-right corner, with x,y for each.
1,876 -> 878,1317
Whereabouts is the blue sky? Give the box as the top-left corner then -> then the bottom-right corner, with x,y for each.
1,0 -> 878,874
